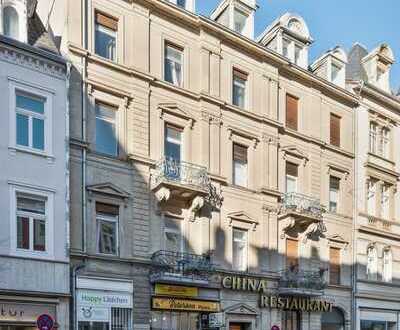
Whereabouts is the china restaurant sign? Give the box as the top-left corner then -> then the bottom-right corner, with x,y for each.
222,276 -> 333,312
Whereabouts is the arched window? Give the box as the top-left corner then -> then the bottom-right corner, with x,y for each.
321,307 -> 345,330
3,6 -> 19,40
383,248 -> 392,283
367,245 -> 378,281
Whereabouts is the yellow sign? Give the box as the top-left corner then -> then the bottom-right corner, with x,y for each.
155,284 -> 198,297
152,297 -> 220,312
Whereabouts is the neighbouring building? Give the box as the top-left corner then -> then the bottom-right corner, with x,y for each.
0,0 -> 69,329
347,43 -> 400,330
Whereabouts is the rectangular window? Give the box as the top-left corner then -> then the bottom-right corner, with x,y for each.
282,311 -> 301,330
177,0 -> 186,8
79,308 -> 132,330
286,94 -> 298,130
367,179 -> 377,216
381,128 -> 390,159
329,176 -> 340,213
233,144 -> 248,187
96,203 -> 119,255
294,45 -> 302,65
232,228 -> 247,271
232,69 -> 247,109
361,320 -> 396,330
286,239 -> 298,269
369,122 -> 377,154
381,184 -> 390,220
165,125 -> 182,162
331,63 -> 341,82
164,217 -> 183,253
95,12 -> 117,61
16,194 -> 47,252
16,93 -> 45,151
95,103 -> 118,157
329,247 -> 341,285
233,9 -> 247,34
282,38 -> 290,59
286,162 -> 298,193
165,44 -> 183,87
330,113 -> 341,147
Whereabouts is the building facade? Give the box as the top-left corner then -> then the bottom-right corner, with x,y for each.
40,0 -> 365,329
0,0 -> 69,329
347,43 -> 400,330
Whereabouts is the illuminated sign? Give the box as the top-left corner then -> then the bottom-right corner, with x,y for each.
152,297 -> 220,312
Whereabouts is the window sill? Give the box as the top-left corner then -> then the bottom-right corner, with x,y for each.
8,146 -> 55,163
11,249 -> 54,261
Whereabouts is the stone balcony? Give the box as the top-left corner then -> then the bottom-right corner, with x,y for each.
150,250 -> 214,285
278,268 -> 327,297
279,192 -> 326,237
151,157 -> 209,202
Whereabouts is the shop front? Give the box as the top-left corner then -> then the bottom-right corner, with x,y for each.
150,284 -> 220,330
0,301 -> 57,330
76,276 -> 133,330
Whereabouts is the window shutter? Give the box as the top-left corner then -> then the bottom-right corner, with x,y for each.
233,68 -> 248,81
96,12 -> 118,31
329,247 -> 341,285
286,94 -> 298,130
233,144 -> 248,163
286,162 -> 298,178
286,239 -> 298,268
96,202 -> 119,216
330,113 -> 341,147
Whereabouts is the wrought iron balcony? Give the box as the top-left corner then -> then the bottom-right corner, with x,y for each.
281,192 -> 325,219
150,250 -> 214,284
278,268 -> 327,296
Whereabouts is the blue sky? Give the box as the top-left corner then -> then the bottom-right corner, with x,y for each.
196,0 -> 400,93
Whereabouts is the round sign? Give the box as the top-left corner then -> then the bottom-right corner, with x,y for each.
36,314 -> 54,330
271,326 -> 280,330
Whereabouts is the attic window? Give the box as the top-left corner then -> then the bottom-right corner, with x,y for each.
287,19 -> 302,34
3,6 -> 19,40
331,63 -> 341,82
234,9 -> 247,34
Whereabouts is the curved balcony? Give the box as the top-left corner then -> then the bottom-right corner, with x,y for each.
278,268 -> 327,296
151,157 -> 209,203
279,193 -> 326,236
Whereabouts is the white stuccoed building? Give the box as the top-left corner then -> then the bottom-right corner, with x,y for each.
0,0 -> 69,329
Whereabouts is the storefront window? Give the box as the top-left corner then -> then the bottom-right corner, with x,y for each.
78,322 -> 109,330
361,320 -> 397,330
321,307 -> 344,330
151,311 -> 198,330
0,327 -> 37,330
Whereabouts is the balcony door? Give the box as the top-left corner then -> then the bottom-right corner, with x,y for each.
165,125 -> 183,180
286,162 -> 298,193
286,239 -> 299,270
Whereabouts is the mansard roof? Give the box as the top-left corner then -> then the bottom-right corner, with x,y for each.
346,43 -> 368,81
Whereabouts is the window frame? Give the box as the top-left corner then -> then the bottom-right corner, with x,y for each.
232,227 -> 248,272
382,248 -> 393,283
285,162 -> 298,193
96,211 -> 119,256
9,184 -> 54,259
329,176 -> 340,213
330,113 -> 341,147
94,102 -> 119,158
380,183 -> 390,220
94,11 -> 118,62
232,143 -> 248,187
285,93 -> 299,131
3,5 -> 20,40
9,80 -> 53,157
163,216 -> 184,253
164,42 -> 184,88
232,68 -> 248,109
329,246 -> 341,285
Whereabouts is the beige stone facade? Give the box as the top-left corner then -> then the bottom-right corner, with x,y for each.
37,0 -> 397,329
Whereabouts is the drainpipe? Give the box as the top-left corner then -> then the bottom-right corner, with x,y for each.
81,0 -> 88,255
71,262 -> 86,330
351,80 -> 364,330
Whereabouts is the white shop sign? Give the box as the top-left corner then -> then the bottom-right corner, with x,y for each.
77,290 -> 133,309
77,306 -> 109,322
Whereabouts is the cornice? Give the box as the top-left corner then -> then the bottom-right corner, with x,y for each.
356,82 -> 400,112
0,43 -> 66,79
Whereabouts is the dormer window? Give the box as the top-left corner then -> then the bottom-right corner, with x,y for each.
331,63 -> 340,82
3,6 -> 19,40
294,45 -> 302,66
234,9 -> 247,34
177,0 -> 186,8
168,0 -> 195,12
282,38 -> 290,58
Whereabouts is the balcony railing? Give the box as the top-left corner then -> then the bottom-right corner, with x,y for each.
152,157 -> 209,191
281,192 -> 325,219
278,268 -> 327,296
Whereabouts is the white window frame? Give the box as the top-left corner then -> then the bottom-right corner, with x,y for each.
96,213 -> 119,256
232,70 -> 247,109
366,245 -> 378,281
94,22 -> 117,61
8,80 -> 53,157
232,227 -> 248,272
380,184 -> 390,220
382,248 -> 393,283
369,122 -> 378,155
233,7 -> 248,34
367,180 -> 376,216
164,43 -> 184,88
9,184 -> 54,259
285,173 -> 298,193
381,127 -> 390,159
95,102 -> 119,157
0,2 -> 27,43
329,176 -> 340,213
164,125 -> 183,161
